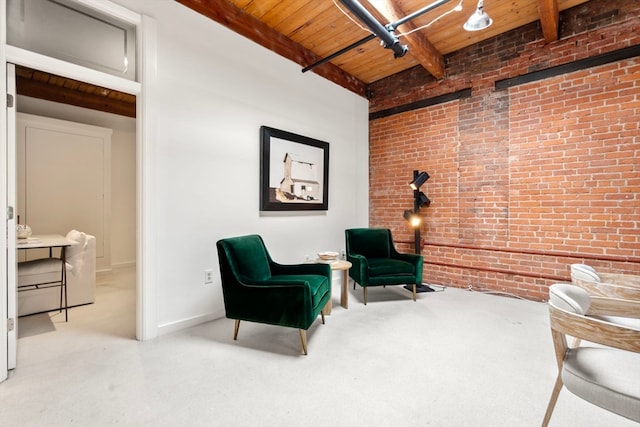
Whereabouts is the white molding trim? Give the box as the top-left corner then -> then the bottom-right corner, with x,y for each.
1,0 -> 10,381
136,14 -> 158,341
5,45 -> 140,96
108,261 -> 136,270
72,0 -> 142,25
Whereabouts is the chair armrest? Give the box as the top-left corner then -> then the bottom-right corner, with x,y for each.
227,276 -> 319,328
347,253 -> 369,283
393,252 -> 424,283
550,304 -> 640,353
236,275 -> 315,301
239,276 -> 298,288
393,252 -> 423,265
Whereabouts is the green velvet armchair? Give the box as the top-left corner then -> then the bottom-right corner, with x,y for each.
216,234 -> 331,355
345,228 -> 423,304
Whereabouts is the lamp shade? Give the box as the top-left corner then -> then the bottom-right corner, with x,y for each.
417,192 -> 431,208
463,0 -> 493,31
409,171 -> 430,190
403,210 -> 421,227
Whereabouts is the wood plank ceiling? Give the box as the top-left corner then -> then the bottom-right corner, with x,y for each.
16,0 -> 593,115
179,0 -> 593,96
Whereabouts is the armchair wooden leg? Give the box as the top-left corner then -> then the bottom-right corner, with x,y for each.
412,284 -> 417,301
321,311 -> 325,324
542,374 -> 564,427
299,329 -> 308,355
233,319 -> 240,340
363,287 -> 367,305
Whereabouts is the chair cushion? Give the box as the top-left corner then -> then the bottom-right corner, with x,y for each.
348,229 -> 390,259
368,258 -> 414,277
17,258 -> 66,287
226,235 -> 271,281
596,315 -> 640,331
563,347 -> 640,422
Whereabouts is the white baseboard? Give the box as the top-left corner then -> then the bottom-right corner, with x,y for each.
97,261 -> 135,274
111,261 -> 136,269
157,309 -> 225,336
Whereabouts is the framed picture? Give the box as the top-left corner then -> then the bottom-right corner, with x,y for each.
260,126 -> 329,211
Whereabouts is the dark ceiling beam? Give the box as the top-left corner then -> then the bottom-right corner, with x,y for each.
537,0 -> 559,43
364,0 -> 445,79
16,75 -> 136,118
176,0 -> 367,97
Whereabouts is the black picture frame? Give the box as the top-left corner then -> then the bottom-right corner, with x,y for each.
260,126 -> 329,211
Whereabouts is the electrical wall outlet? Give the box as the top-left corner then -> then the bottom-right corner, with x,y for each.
204,269 -> 214,284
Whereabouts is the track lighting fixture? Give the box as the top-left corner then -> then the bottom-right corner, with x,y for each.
338,0 -> 408,58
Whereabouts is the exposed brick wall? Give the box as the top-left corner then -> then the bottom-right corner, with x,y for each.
368,0 -> 640,301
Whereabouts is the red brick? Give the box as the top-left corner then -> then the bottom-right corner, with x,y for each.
367,0 -> 640,301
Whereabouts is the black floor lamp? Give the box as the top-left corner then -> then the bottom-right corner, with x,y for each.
405,170 -> 434,293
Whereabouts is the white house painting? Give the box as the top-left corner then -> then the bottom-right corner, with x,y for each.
269,137 -> 324,204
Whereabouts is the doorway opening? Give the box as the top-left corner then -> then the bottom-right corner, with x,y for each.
3,0 -> 155,383
14,64 -> 138,342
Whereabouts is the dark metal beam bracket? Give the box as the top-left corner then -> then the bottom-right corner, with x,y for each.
302,0 -> 451,73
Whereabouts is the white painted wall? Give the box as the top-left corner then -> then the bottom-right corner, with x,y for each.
17,96 -> 137,268
117,1 -> 370,333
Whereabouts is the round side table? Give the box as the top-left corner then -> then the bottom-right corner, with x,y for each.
329,260 -> 352,311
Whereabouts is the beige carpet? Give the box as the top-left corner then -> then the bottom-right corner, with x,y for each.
1,267 -> 637,427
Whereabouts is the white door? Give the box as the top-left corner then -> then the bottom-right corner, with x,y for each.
17,114 -> 112,270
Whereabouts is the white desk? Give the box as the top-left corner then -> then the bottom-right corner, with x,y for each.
17,234 -> 76,321
17,234 -> 76,251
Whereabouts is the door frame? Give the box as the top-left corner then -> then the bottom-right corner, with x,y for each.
6,63 -> 16,370
1,0 -> 158,382
1,20 -> 9,381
